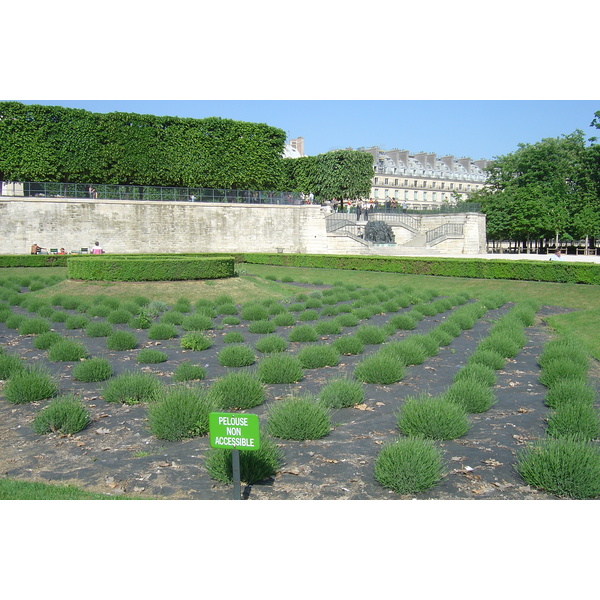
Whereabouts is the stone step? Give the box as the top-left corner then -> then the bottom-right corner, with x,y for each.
400,233 -> 427,248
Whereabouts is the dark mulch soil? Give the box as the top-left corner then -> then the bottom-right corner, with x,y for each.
1,298 -> 596,500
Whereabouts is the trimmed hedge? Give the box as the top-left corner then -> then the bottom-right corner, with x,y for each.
0,255 -> 68,268
242,253 -> 600,285
0,252 -> 244,270
5,250 -> 600,286
67,256 -> 235,282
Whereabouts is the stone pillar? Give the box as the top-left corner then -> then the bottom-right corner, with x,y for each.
1,182 -> 24,196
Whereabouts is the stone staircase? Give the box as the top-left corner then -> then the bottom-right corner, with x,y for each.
399,231 -> 427,248
324,211 -> 480,256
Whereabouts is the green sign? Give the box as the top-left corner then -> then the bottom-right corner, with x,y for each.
209,412 -> 260,451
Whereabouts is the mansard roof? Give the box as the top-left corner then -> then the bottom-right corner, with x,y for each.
358,146 -> 488,182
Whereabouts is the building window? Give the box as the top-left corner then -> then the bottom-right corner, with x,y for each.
404,190 -> 408,200
441,182 -> 445,189
394,190 -> 399,199
432,192 -> 437,202
404,180 -> 408,186
374,177 -> 378,184
450,183 -> 454,190
431,181 -> 436,189
384,178 -> 388,185
414,191 -> 418,201
414,180 -> 418,187
423,192 -> 427,201
374,189 -> 379,198
422,181 -> 427,188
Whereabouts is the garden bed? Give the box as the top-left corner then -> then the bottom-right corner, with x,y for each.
0,282 -> 596,500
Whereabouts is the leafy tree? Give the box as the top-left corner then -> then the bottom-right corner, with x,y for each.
0,102 -> 287,191
475,129 -> 600,246
0,102 -> 62,181
1,102 -> 375,202
590,110 -> 600,140
283,149 -> 373,205
95,111 -> 168,185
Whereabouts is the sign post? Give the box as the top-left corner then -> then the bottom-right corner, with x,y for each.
209,412 -> 260,500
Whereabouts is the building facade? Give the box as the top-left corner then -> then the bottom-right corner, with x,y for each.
359,147 -> 489,210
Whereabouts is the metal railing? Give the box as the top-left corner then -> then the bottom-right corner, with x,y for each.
325,215 -> 358,233
426,223 -> 464,244
398,202 -> 480,214
331,212 -> 420,232
334,203 -> 480,215
370,213 -> 420,231
324,217 -> 369,245
1,182 -> 481,214
3,181 -> 306,205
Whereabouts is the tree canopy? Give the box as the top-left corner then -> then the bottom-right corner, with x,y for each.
282,149 -> 373,202
0,102 -> 287,190
0,102 -> 375,203
471,129 -> 600,243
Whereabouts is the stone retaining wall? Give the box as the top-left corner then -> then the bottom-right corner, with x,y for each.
0,198 -> 328,255
0,197 -> 486,256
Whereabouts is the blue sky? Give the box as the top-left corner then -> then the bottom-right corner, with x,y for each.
13,100 -> 600,161
7,3 -> 597,164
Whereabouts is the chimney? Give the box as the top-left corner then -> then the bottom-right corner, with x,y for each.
387,149 -> 400,168
290,137 -> 305,156
363,147 -> 380,160
441,155 -> 455,171
457,157 -> 472,173
414,152 -> 428,169
398,150 -> 409,167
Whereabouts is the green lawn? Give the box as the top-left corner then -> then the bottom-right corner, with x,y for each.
241,263 -> 600,359
4,262 -> 600,358
0,478 -> 139,500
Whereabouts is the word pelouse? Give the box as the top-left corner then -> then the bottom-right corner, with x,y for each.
217,416 -> 249,427
212,436 -> 256,448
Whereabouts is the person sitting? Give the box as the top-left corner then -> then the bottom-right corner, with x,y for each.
549,249 -> 565,261
91,241 -> 104,254
31,243 -> 44,254
57,248 -> 66,255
